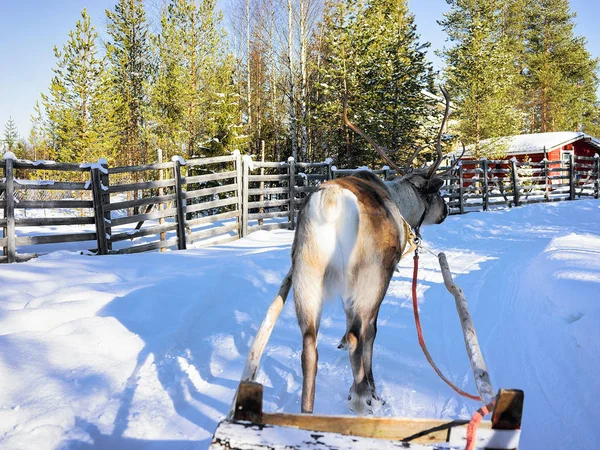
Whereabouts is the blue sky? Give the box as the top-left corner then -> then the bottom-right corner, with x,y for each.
1,0 -> 599,139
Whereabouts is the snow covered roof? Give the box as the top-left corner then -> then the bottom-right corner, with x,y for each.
455,132 -> 600,157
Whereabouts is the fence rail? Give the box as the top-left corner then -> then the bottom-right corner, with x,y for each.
1,152 -> 599,263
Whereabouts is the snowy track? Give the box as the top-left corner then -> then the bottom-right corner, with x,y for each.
1,200 -> 600,449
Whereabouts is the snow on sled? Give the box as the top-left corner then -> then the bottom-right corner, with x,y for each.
210,255 -> 524,450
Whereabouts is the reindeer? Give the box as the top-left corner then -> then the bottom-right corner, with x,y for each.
291,89 -> 460,415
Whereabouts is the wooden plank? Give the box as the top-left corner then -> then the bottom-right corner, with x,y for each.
185,210 -> 240,228
185,184 -> 237,200
248,199 -> 289,209
295,161 -> 329,168
108,179 -> 175,194
12,160 -> 88,171
105,193 -> 177,212
259,413 -> 491,443
15,232 -> 97,246
248,174 -> 288,182
187,222 -> 238,244
0,237 -> 6,247
110,222 -> 178,243
254,161 -> 288,168
210,419 -> 474,450
14,200 -> 93,209
248,187 -> 288,196
15,216 -> 95,227
248,211 -> 290,221
186,155 -> 236,166
14,181 -> 88,191
185,197 -> 238,214
115,237 -> 178,254
108,161 -> 174,174
4,158 -> 16,262
110,208 -> 177,227
183,170 -> 237,184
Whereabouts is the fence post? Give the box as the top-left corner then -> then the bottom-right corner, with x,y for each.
172,156 -> 187,250
100,159 -> 111,251
4,156 -> 16,263
91,165 -> 109,256
458,164 -> 465,214
157,149 -> 166,251
326,158 -> 333,180
288,157 -> 296,230
544,157 -> 549,202
259,141 -> 265,226
569,152 -> 575,201
481,159 -> 489,211
510,159 -> 520,207
382,165 -> 390,182
595,154 -> 599,200
234,150 -> 243,238
242,156 -> 250,237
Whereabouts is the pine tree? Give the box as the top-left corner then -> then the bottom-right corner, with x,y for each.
105,0 -> 152,166
313,0 -> 436,167
523,0 -> 599,133
41,9 -> 108,163
151,0 -> 242,159
2,117 -> 19,152
440,0 -> 522,158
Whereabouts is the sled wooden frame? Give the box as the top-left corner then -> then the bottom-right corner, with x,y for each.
211,258 -> 524,449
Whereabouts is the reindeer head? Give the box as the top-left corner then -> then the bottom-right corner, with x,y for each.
343,87 -> 461,230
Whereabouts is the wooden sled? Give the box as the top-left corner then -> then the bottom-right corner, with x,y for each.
211,255 -> 524,449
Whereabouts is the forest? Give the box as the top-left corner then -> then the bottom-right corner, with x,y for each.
1,0 -> 599,168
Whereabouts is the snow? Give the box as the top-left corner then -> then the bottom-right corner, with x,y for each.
171,156 -> 187,166
80,162 -> 108,174
1,200 -> 600,449
3,151 -> 17,160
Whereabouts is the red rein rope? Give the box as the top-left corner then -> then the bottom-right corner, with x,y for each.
411,253 -> 495,449
411,253 -> 480,401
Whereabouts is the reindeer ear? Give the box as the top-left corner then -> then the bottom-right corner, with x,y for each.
425,178 -> 443,194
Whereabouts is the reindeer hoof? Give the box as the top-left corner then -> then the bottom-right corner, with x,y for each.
337,336 -> 347,350
347,384 -> 384,415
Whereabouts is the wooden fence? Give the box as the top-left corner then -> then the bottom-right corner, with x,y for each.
1,153 -> 599,263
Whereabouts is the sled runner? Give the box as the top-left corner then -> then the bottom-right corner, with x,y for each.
210,253 -> 524,450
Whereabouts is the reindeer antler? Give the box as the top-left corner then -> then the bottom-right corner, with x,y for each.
438,141 -> 467,177
342,94 -> 404,174
427,86 -> 452,179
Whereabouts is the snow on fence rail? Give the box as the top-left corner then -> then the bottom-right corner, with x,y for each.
1,152 -> 599,263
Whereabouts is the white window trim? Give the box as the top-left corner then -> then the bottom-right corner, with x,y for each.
560,149 -> 574,161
